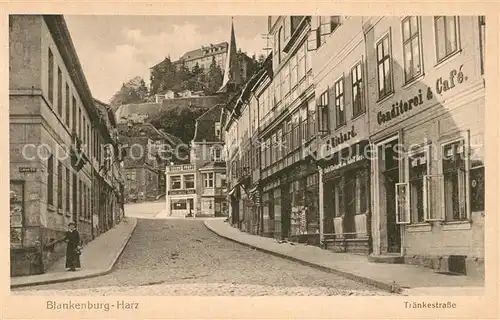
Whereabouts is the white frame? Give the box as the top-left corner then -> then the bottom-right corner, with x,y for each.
432,16 -> 462,65
423,174 -> 445,221
406,143 -> 432,223
400,16 -> 424,83
395,182 -> 410,224
375,29 -> 394,100
439,133 -> 471,221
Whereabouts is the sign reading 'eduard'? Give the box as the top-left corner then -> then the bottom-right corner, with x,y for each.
377,65 -> 468,125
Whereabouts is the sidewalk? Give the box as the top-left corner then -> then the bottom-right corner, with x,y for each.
11,217 -> 137,288
204,219 -> 485,296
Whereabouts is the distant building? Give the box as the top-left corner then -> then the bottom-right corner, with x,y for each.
118,121 -> 186,203
164,104 -> 227,217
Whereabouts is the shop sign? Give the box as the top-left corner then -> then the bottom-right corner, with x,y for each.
324,154 -> 365,174
168,189 -> 196,195
19,167 -> 37,173
377,65 -> 469,126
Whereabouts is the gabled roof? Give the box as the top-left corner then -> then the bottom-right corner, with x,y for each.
192,104 -> 223,143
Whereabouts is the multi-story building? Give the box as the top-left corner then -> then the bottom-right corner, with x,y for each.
362,16 -> 485,276
9,15 -> 123,276
225,15 -> 485,278
118,121 -> 185,203
164,104 -> 227,217
309,16 -> 372,254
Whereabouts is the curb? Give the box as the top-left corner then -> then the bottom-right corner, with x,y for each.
11,218 -> 138,289
204,221 -> 402,294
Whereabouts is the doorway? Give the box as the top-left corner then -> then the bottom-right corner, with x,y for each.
344,171 -> 357,239
281,184 -> 291,240
379,138 -> 401,254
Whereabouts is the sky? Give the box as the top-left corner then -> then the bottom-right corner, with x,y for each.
65,15 -> 269,103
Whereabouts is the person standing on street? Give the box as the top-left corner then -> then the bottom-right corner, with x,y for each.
64,222 -> 81,271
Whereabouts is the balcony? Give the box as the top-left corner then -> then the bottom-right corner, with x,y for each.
166,164 -> 195,173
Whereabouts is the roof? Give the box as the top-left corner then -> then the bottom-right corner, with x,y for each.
199,161 -> 226,171
177,42 -> 228,63
192,104 -> 223,143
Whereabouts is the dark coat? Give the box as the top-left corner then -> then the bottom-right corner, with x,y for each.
65,229 -> 81,269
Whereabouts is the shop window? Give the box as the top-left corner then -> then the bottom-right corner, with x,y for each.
395,182 -> 410,224
170,175 -> 181,189
334,77 -> 345,128
376,33 -> 393,99
184,174 -> 195,189
402,16 -> 422,83
434,16 -> 459,63
357,170 -> 369,214
442,139 -> 468,221
408,148 -> 429,223
318,90 -> 330,134
334,178 -> 345,218
351,61 -> 365,118
171,199 -> 187,210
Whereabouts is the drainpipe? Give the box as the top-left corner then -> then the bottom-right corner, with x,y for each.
318,166 -> 324,247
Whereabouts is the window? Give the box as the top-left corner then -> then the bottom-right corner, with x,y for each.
78,108 -> 82,139
307,99 -> 316,139
271,133 -> 277,164
276,129 -> 283,161
292,111 -> 300,150
442,140 -> 468,221
184,174 -> 195,189
297,45 -> 306,81
479,16 -> 485,75
396,182 -> 410,224
318,90 -> 330,134
48,49 -> 54,104
408,149 -> 429,223
351,62 -> 365,117
290,55 -> 298,89
47,154 -> 54,206
65,83 -> 70,126
334,78 -> 345,128
171,199 -> 187,210
72,96 -> 77,130
300,105 -> 308,142
204,172 -> 214,188
402,16 -> 422,82
66,168 -> 70,213
357,171 -> 369,213
277,27 -> 282,65
221,173 -> 227,188
284,17 -> 290,42
57,68 -> 62,116
307,16 -> 342,50
283,63 -> 290,96
376,34 -> 393,99
170,175 -> 181,189
79,180 -> 82,218
435,16 -> 459,62
57,161 -> 63,209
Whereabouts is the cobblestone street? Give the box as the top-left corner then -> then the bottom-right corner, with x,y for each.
13,218 -> 390,296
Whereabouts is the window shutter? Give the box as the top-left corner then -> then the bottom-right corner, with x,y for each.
423,175 -> 445,221
395,182 -> 410,224
307,17 -> 319,51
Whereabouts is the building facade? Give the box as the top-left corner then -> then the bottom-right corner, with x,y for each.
363,16 -> 485,276
9,15 -> 123,276
309,16 -> 372,254
224,15 -> 485,278
164,104 -> 227,217
118,121 -> 185,203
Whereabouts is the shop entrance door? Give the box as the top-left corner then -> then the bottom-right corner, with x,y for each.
281,184 -> 291,239
381,138 -> 401,254
323,180 -> 335,235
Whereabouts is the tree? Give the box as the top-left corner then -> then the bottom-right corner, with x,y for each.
109,76 -> 149,107
149,57 -> 177,96
150,106 -> 206,143
204,57 -> 224,95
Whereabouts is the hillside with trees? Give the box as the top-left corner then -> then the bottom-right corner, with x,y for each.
150,106 -> 207,144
